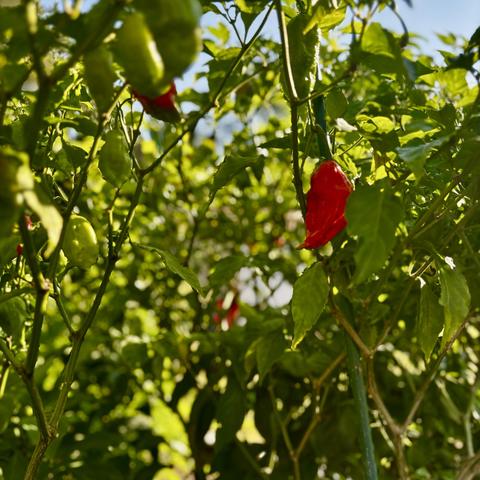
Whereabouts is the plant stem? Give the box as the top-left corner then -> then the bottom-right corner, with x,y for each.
268,383 -> 301,480
274,0 -> 306,218
345,335 -> 378,480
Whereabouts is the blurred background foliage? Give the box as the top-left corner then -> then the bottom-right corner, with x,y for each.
0,0 -> 479,479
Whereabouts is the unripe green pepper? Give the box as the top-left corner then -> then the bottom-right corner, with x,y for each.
83,45 -> 117,113
114,12 -> 165,97
62,215 -> 98,269
134,0 -> 202,80
98,130 -> 132,187
285,14 -> 318,99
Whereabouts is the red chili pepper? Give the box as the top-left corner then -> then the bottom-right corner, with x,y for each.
299,160 -> 353,249
226,300 -> 239,327
16,243 -> 23,256
212,296 -> 240,328
132,82 -> 180,123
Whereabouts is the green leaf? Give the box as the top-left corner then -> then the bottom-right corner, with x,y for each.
209,255 -> 250,291
361,23 -> 396,58
23,183 -> 63,258
259,136 -> 291,149
291,263 -> 329,349
306,4 -> 346,33
439,266 -> 470,348
346,183 -> 404,284
416,283 -> 443,360
63,141 -> 87,168
0,297 -> 27,342
256,330 -> 287,383
210,155 -> 259,200
326,89 -> 347,119
156,249 -> 204,296
357,115 -> 395,134
215,377 -> 246,452
397,137 -> 449,178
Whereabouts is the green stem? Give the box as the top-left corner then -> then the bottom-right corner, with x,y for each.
0,363 -> 9,398
291,103 -> 306,217
142,2 -> 274,177
19,217 -> 50,376
345,334 -> 378,480
47,84 -> 127,280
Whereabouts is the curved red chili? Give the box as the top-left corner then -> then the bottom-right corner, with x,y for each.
299,160 -> 353,249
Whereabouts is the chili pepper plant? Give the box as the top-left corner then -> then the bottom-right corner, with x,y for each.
0,1 -> 479,479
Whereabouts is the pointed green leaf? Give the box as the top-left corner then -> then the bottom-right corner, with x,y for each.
346,184 -> 404,284
215,377 -> 246,451
306,4 -> 346,33
210,155 -> 259,200
291,263 -> 329,349
397,137 -> 449,178
209,255 -> 250,291
256,330 -> 288,383
361,23 -> 396,58
416,283 -> 443,360
23,183 -> 63,258
439,266 -> 470,348
157,249 -> 204,296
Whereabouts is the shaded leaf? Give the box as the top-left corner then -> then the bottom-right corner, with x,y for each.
23,183 -> 63,258
291,263 -> 329,348
256,330 -> 287,383
439,265 -> 470,348
207,156 -> 260,208
215,377 -> 246,452
397,137 -> 450,178
416,283 -> 443,360
346,183 -> 404,284
156,249 -> 204,296
209,255 -> 250,291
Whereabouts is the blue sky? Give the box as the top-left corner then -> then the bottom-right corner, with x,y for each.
377,0 -> 480,54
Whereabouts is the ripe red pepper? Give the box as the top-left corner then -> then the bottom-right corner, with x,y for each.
299,160 -> 353,249
132,82 -> 181,123
212,297 -> 239,328
16,243 -> 23,256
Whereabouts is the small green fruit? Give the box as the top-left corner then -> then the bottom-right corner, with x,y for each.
98,130 -> 132,187
63,215 -> 98,269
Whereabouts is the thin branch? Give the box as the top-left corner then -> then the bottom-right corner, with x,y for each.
401,316 -> 470,432
331,302 -> 372,358
268,383 -> 300,480
457,451 -> 480,480
367,360 -> 408,480
313,352 -> 346,391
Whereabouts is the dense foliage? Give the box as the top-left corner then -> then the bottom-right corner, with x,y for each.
0,0 -> 479,479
